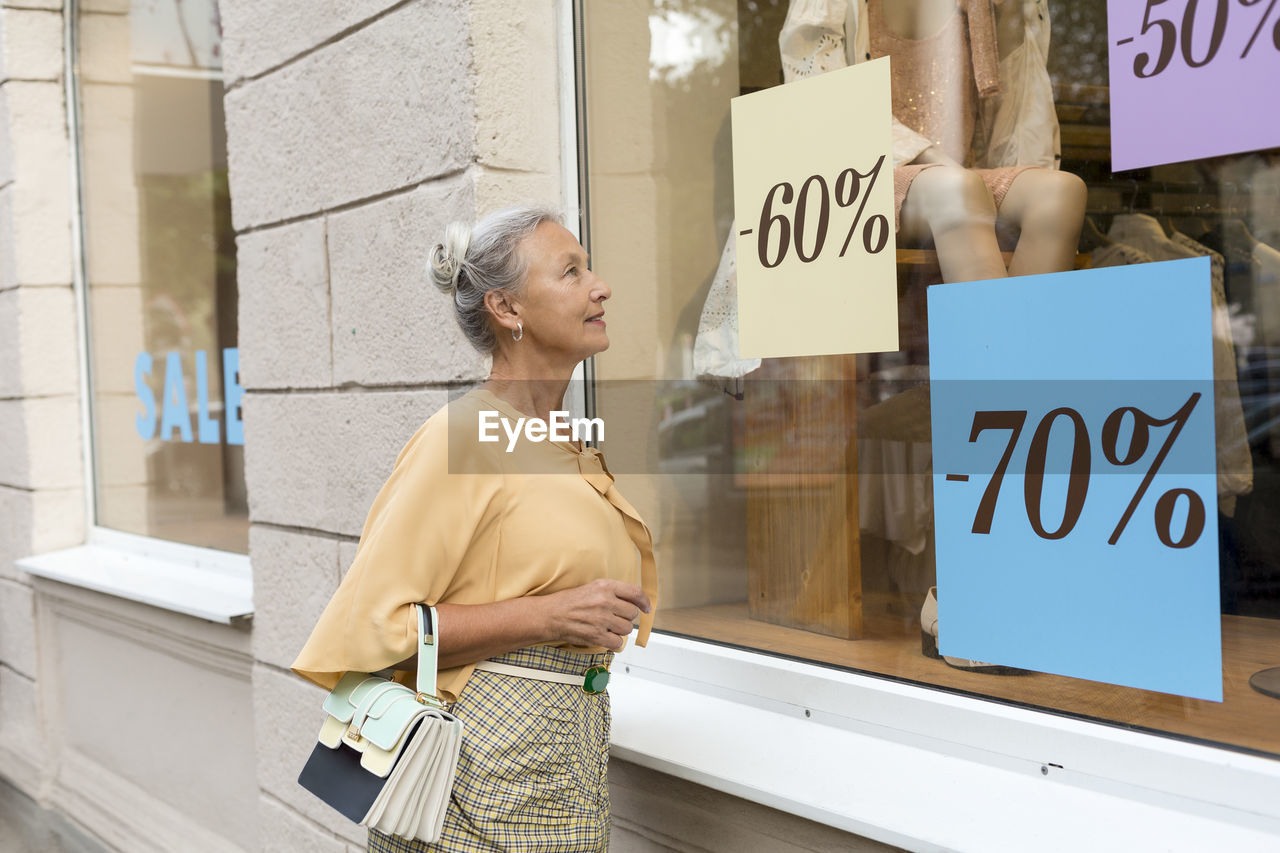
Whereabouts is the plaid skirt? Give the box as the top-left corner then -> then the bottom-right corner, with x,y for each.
368,645 -> 613,853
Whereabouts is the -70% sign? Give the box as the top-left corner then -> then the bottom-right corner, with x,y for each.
739,156 -> 890,269
927,259 -> 1222,699
955,392 -> 1205,549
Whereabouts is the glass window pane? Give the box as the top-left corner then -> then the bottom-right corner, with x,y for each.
77,0 -> 246,553
581,0 -> 1280,757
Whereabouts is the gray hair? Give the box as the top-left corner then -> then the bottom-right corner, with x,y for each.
427,205 -> 561,354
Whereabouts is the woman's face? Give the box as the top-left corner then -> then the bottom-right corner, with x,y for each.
510,221 -> 612,364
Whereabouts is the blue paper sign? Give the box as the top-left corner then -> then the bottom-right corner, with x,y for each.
928,258 -> 1222,701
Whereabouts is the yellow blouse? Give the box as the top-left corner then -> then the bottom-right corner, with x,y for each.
291,388 -> 658,702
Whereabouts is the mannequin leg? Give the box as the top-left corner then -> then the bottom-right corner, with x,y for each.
899,166 -> 1008,283
999,169 -> 1088,276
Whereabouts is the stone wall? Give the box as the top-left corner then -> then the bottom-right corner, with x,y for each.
0,0 -> 86,800
217,0 -> 562,848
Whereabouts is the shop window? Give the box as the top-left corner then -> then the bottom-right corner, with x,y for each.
580,0 -> 1280,756
75,0 -> 245,553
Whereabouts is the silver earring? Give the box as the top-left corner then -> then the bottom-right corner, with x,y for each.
512,321 -> 523,342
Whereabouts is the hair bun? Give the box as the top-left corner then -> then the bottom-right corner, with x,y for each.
427,221 -> 473,295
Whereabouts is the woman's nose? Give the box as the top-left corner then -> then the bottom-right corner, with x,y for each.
592,272 -> 611,301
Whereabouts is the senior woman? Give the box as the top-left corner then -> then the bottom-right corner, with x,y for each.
292,206 -> 658,852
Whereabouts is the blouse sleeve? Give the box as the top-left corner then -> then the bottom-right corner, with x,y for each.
291,411 -> 503,690
779,0 -> 853,81
779,0 -> 935,166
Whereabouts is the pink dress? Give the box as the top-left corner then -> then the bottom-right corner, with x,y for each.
868,0 -> 1037,231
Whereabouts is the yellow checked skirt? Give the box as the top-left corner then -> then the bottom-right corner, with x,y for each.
367,646 -> 613,853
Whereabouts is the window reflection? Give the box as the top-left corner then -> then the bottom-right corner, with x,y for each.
582,0 -> 1280,757
78,0 -> 245,553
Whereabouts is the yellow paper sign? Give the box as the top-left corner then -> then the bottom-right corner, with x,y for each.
732,57 -> 898,358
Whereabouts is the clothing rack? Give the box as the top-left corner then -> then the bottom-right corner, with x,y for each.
1084,176 -> 1254,219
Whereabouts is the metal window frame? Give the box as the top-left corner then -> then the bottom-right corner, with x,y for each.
58,0 -> 251,597
561,4 -> 1280,849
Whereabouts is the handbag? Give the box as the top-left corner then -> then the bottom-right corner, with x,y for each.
297,604 -> 463,843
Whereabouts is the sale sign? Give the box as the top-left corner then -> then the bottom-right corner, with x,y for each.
928,258 -> 1222,701
731,56 -> 898,358
1108,0 -> 1280,171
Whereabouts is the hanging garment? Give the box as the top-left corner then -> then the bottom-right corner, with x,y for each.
1206,219 -> 1269,342
1089,242 -> 1155,269
777,0 -> 1058,166
694,225 -> 762,381
857,383 -> 934,554
972,0 -> 1060,169
1104,214 -> 1253,509
1170,230 -> 1255,508
1244,235 -> 1280,349
858,439 -> 933,555
1246,237 -> 1280,460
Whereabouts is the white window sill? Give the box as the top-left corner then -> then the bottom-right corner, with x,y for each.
17,528 -> 252,626
610,634 -> 1280,853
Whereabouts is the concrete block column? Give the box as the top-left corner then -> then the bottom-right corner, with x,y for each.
219,0 -> 565,849
0,0 -> 84,801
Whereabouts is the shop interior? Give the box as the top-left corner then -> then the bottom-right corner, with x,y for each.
584,0 -> 1280,757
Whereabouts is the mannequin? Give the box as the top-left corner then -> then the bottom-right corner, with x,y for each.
694,0 -> 1085,381
769,0 -> 1083,673
781,0 -> 1086,283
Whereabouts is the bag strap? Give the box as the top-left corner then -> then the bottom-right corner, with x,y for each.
414,604 -> 444,705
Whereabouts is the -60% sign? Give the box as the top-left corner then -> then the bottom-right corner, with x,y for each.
955,392 -> 1205,549
731,56 -> 898,356
1121,0 -> 1280,77
741,156 -> 890,269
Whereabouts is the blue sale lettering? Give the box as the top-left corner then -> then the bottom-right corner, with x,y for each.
195,350 -> 219,444
160,351 -> 194,442
223,348 -> 243,446
134,352 -> 157,439
133,348 -> 244,446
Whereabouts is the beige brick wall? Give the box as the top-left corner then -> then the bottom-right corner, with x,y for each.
219,0 -> 565,847
0,0 -> 83,800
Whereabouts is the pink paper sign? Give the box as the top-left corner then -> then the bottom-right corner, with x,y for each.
1108,0 -> 1280,171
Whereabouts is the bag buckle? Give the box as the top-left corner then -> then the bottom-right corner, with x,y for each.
416,690 -> 446,709
582,665 -> 610,694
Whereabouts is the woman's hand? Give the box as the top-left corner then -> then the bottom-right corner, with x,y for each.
540,579 -> 651,651
416,582 -> 652,670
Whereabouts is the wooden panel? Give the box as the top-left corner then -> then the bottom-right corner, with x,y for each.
894,250 -> 1091,276
743,355 -> 862,639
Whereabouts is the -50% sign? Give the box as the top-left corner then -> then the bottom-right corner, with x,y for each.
742,156 -> 890,269
956,393 -> 1205,549
1107,0 -> 1280,169
1123,0 -> 1280,77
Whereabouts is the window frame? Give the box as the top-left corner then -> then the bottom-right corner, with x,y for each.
563,2 -> 1280,847
44,0 -> 253,620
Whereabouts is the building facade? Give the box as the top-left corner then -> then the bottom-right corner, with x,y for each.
1,1 -> 1278,851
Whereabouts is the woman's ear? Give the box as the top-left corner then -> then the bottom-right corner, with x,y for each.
483,288 -> 520,335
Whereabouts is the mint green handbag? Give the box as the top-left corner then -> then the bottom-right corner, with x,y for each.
298,604 -> 463,843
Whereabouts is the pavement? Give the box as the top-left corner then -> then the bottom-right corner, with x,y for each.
0,777 -> 108,853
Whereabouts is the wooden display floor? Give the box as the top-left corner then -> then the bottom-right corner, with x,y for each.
655,602 -> 1280,757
